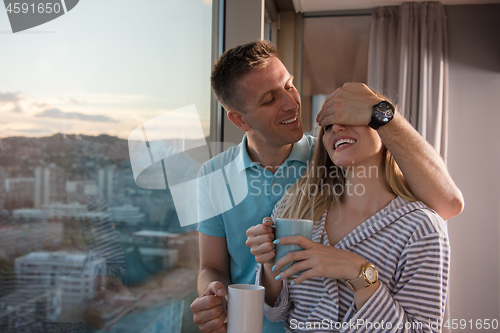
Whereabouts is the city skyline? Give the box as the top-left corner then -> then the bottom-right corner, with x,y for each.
0,1 -> 210,330
0,131 -> 196,330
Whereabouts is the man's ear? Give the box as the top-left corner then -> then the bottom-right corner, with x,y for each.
227,110 -> 251,131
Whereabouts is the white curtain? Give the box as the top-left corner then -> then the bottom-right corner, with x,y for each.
367,1 -> 449,161
367,3 -> 451,332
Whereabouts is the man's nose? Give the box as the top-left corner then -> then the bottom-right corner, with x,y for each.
281,90 -> 299,111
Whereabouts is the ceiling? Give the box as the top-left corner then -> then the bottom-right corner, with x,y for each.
290,0 -> 500,12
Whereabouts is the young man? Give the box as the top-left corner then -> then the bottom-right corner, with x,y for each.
190,40 -> 463,333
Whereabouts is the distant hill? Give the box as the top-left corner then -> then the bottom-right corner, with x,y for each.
0,133 -> 212,178
0,133 -> 129,177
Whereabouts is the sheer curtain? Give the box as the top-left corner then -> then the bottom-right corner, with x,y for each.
367,3 -> 451,332
367,1 -> 449,161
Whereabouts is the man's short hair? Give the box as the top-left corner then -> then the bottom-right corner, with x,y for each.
211,40 -> 279,112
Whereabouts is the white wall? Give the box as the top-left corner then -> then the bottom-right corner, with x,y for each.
446,4 -> 500,328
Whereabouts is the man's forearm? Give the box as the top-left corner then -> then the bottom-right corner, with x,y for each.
378,112 -> 464,220
197,266 -> 231,296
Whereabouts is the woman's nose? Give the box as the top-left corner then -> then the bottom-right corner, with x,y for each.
332,124 -> 346,133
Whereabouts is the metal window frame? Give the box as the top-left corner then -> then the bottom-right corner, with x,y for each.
209,0 -> 225,155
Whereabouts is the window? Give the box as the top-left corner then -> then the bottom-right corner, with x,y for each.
0,0 -> 214,331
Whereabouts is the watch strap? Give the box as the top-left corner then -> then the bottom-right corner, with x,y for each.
346,263 -> 378,291
367,117 -> 382,130
346,275 -> 371,291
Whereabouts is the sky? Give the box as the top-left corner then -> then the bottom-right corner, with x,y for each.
0,0 -> 213,139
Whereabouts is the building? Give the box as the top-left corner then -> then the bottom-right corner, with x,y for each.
111,164 -> 136,207
34,165 -> 66,208
66,179 -> 103,204
132,230 -> 181,269
65,180 -> 85,204
109,205 -> 145,225
11,208 -> 51,220
2,251 -> 105,327
0,225 -> 32,260
0,287 -> 61,330
132,230 -> 180,242
42,202 -> 88,219
4,177 -> 35,210
0,222 -> 63,260
15,251 -> 101,305
97,166 -> 115,207
57,275 -> 95,306
0,167 -> 5,210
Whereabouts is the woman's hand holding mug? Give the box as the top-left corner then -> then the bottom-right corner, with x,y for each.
245,217 -> 275,264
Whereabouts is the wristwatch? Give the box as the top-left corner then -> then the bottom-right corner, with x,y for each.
346,263 -> 379,291
368,101 -> 395,130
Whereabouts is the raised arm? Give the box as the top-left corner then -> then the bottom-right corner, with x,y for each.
377,112 -> 463,219
190,233 -> 231,333
316,82 -> 464,220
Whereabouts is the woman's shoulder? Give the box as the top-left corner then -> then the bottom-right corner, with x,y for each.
388,197 -> 448,241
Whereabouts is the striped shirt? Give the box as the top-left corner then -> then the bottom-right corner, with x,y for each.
256,196 -> 450,332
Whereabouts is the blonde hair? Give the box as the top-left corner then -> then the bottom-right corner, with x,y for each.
381,145 -> 416,202
275,126 -> 417,221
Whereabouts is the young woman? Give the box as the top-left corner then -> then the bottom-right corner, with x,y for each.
246,109 -> 450,332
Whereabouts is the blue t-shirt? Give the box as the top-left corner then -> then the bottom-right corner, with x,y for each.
197,134 -> 315,333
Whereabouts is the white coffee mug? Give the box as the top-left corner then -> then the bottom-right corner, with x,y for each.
227,284 -> 265,333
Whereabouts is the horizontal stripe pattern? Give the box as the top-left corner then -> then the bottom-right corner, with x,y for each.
80,193 -> 127,277
257,197 -> 449,332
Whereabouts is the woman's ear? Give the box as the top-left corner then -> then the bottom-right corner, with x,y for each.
227,110 -> 251,131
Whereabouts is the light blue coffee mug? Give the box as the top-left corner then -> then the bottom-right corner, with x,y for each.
274,218 -> 314,272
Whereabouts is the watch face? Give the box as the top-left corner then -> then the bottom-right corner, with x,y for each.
375,102 -> 394,123
365,266 -> 378,283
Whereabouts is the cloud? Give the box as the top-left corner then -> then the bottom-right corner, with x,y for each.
15,128 -> 53,134
69,98 -> 85,105
0,92 -> 25,113
36,108 -> 119,123
0,92 -> 22,104
11,105 -> 23,113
